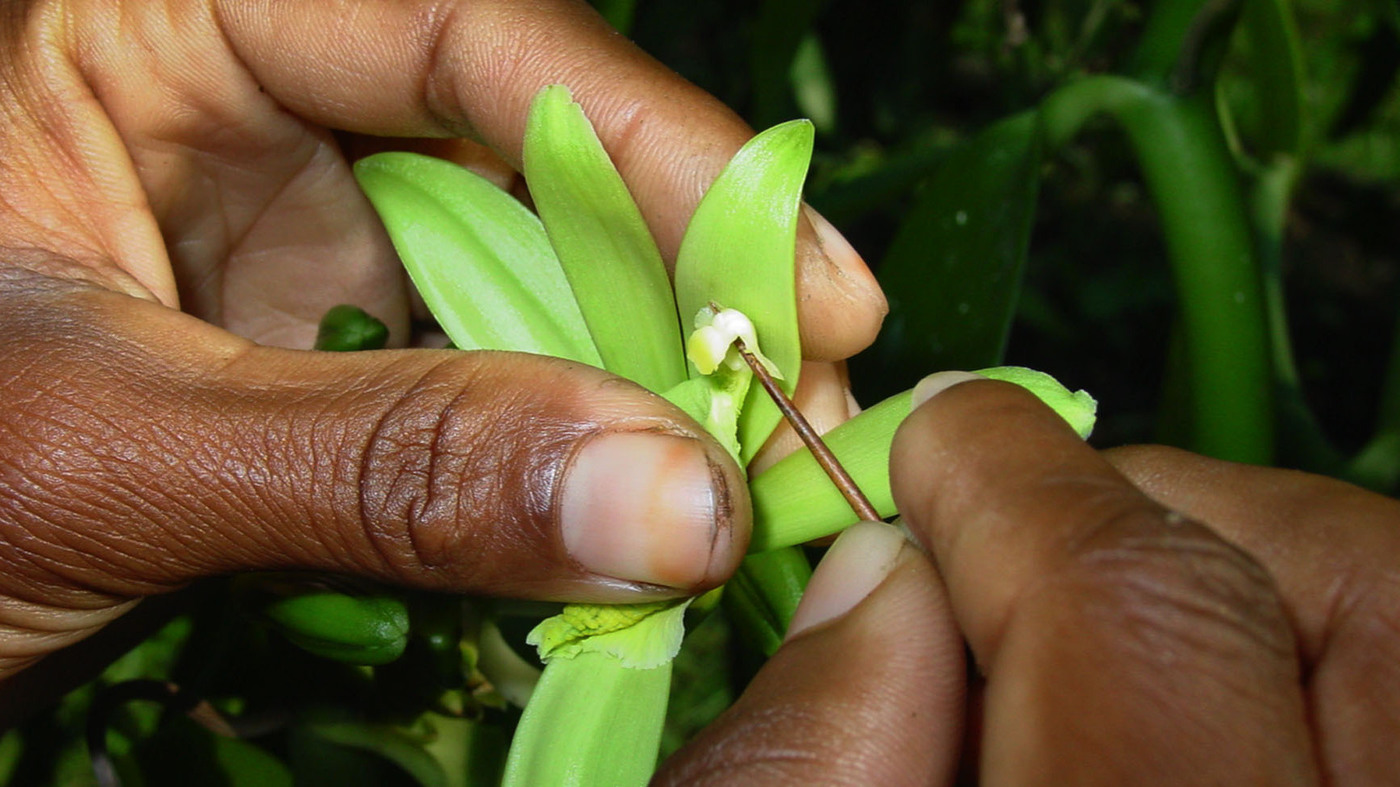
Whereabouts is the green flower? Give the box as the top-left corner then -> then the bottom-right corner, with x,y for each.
354,83 -> 1097,786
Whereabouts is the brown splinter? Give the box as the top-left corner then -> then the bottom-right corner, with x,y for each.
732,338 -> 882,522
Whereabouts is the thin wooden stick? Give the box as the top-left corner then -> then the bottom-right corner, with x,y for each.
733,338 -> 882,522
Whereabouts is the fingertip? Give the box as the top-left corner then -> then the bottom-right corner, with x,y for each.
911,370 -> 987,408
656,524 -> 963,787
785,521 -> 908,640
794,205 -> 888,361
890,374 -> 1102,556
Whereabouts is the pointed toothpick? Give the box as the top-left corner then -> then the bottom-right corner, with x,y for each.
732,338 -> 881,522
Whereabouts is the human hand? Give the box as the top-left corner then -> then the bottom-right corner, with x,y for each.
658,373 -> 1399,785
0,0 -> 885,692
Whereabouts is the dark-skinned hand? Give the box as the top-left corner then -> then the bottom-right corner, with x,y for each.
659,373 -> 1400,785
0,0 -> 886,717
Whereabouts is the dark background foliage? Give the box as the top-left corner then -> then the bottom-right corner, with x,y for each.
626,0 -> 1399,456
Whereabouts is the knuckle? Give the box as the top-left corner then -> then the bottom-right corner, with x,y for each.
353,356 -> 590,585
1332,569 -> 1400,666
1047,506 -> 1297,665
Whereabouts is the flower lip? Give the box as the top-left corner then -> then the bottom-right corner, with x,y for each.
687,305 -> 782,377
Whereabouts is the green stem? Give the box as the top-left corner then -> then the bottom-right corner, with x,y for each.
1376,305 -> 1400,438
721,547 -> 812,656
1123,93 -> 1275,462
501,652 -> 669,787
1251,161 -> 1303,391
1251,160 -> 1345,472
1346,308 -> 1400,493
1044,82 -> 1274,463
1129,0 -> 1241,92
1040,76 -> 1159,150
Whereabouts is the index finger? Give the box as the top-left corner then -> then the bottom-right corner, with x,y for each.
215,0 -> 885,360
890,374 -> 1319,785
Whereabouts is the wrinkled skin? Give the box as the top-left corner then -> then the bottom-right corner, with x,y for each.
0,0 -> 883,705
2,2 -> 1396,784
660,380 -> 1400,785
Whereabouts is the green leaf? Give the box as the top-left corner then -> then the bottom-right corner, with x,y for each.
861,111 -> 1042,399
502,651 -> 670,787
0,729 -> 21,785
354,152 -> 601,365
524,85 -> 686,391
135,718 -> 294,787
675,120 -> 814,463
1219,0 -> 1305,160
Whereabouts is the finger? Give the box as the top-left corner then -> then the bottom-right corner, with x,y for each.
0,2 -> 413,349
1107,445 -> 1400,784
209,0 -> 886,359
10,1 -> 884,356
0,269 -> 748,670
889,374 -> 1319,785
656,522 -> 964,786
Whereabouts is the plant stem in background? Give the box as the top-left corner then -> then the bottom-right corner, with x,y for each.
1043,79 -> 1274,464
1129,0 -> 1241,93
1249,159 -> 1343,472
1117,92 -> 1274,463
1348,310 -> 1400,493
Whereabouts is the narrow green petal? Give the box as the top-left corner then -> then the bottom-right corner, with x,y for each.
661,371 -> 751,463
674,120 -> 814,463
524,85 -> 685,391
354,152 -> 601,365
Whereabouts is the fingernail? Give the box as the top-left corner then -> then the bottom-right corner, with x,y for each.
785,521 -> 908,640
560,433 -> 734,589
802,204 -> 887,309
912,371 -> 986,409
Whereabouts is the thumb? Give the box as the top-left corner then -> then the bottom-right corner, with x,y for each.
0,277 -> 749,615
656,522 -> 964,786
